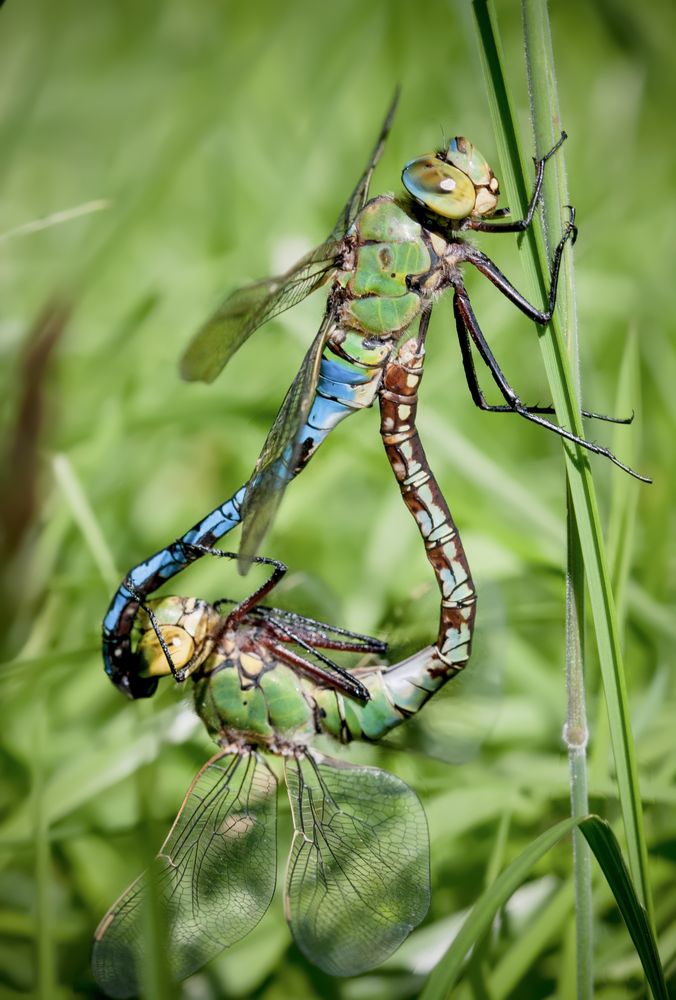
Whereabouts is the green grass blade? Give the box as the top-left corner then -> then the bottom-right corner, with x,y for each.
33,694 -> 56,1000
521,3 -> 593,996
579,817 -> 666,1000
51,453 -> 119,590
565,508 -> 593,1000
606,330 -> 641,623
471,0 -> 654,930
420,815 -> 666,1000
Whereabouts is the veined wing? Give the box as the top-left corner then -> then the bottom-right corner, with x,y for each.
328,87 -> 400,241
237,309 -> 335,572
181,90 -> 398,385
180,241 -> 341,383
92,751 -> 277,999
382,581 -> 505,764
284,751 -> 430,977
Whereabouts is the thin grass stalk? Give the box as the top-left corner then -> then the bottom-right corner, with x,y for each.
565,512 -> 594,999
136,712 -> 177,1000
520,3 -> 593,994
51,453 -> 119,590
34,693 -> 56,1000
471,0 -> 654,933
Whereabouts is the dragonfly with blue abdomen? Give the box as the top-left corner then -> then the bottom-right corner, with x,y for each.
102,93 -> 644,699
93,340 -> 476,996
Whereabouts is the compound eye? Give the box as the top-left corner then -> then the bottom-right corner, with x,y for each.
402,156 -> 476,219
445,137 -> 493,186
139,624 -> 196,676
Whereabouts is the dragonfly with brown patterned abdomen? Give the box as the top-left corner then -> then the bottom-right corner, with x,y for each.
102,92 -> 644,699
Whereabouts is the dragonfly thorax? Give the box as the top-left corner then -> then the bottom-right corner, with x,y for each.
193,637 -> 318,748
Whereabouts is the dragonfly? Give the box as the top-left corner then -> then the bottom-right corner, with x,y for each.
93,342 -> 476,996
103,92 -> 643,700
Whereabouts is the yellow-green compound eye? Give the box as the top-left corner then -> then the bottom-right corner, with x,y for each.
402,155 -> 476,219
445,137 -> 500,217
138,624 -> 196,677
445,137 -> 492,186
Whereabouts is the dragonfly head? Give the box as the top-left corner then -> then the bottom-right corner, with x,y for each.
402,137 -> 500,220
132,596 -> 221,685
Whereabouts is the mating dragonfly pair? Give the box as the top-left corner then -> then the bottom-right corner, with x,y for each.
95,93 -> 643,997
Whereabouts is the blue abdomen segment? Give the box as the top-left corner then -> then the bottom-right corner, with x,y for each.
101,487 -> 246,638
103,351 -> 385,693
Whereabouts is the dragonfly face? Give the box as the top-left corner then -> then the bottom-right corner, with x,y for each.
133,596 -> 219,682
402,136 -> 500,219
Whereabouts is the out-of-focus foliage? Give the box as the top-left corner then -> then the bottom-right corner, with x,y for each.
0,1 -> 674,997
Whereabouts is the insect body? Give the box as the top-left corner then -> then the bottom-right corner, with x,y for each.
104,95 -> 622,699
93,338 -> 475,995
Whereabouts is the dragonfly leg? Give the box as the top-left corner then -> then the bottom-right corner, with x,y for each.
223,603 -> 387,654
261,639 -> 371,703
460,131 -> 568,234
120,576 -> 183,680
464,206 -> 576,323
413,302 -> 433,351
254,610 -> 387,654
452,281 -> 651,482
178,540 -> 288,626
452,292 -> 632,424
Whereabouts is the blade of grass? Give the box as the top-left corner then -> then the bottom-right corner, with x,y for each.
33,693 -> 56,1000
137,758 -> 178,1000
471,0 -> 654,935
606,329 -> 640,625
488,880 -> 574,998
564,511 -> 593,1000
0,199 -> 110,243
51,453 -> 119,590
420,815 -> 666,1000
520,4 -> 594,995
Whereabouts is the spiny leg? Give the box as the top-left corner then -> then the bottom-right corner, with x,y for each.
262,639 -> 371,703
465,206 -> 576,323
213,600 -> 387,655
461,131 -> 568,235
123,545 -> 286,681
452,281 -> 650,482
183,544 -> 381,701
120,576 -> 182,680
251,608 -> 387,655
452,292 -> 631,424
178,540 -> 287,626
181,545 -> 377,702
458,211 -> 632,424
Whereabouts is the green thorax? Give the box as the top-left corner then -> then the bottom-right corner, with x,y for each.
191,628 -> 413,749
339,195 -> 431,338
193,637 -> 316,747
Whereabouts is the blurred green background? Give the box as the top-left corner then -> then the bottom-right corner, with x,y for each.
1,0 -> 675,997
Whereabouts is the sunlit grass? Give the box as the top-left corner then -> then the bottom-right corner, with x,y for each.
0,1 -> 674,998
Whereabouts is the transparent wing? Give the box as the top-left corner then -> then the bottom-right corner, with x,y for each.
237,309 -> 335,571
180,242 -> 341,383
181,89 -> 398,385
284,750 -> 430,977
382,580 -> 506,764
328,87 -> 399,240
92,751 -> 277,999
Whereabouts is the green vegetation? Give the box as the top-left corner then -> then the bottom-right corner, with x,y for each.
1,1 -> 674,997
